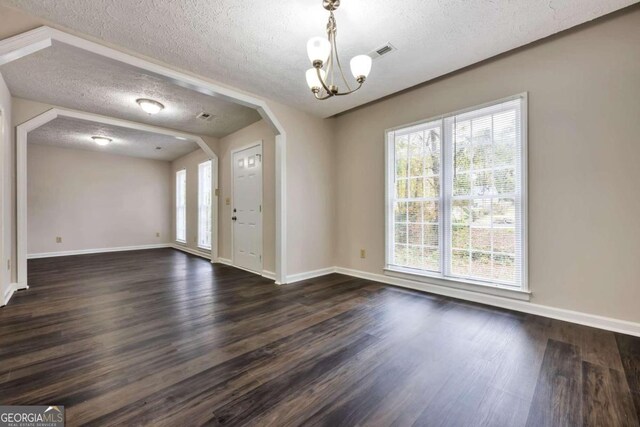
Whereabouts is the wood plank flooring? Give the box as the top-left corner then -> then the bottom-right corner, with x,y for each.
0,248 -> 639,426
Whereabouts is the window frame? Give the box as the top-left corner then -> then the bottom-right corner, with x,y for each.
384,93 -> 528,296
175,168 -> 187,244
197,159 -> 213,251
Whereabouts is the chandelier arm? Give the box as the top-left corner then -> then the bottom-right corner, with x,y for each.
316,67 -> 334,96
331,31 -> 352,92
333,81 -> 363,96
313,91 -> 334,100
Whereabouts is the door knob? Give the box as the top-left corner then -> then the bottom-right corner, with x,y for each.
232,216 -> 237,221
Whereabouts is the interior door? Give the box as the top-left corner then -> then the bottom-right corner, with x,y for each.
232,144 -> 262,272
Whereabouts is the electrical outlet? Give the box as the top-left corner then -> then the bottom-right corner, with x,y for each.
156,232 -> 160,237
56,236 -> 62,243
7,259 -> 10,271
360,249 -> 366,259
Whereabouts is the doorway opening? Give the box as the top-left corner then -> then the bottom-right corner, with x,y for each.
17,109 -> 219,289
0,27 -> 288,297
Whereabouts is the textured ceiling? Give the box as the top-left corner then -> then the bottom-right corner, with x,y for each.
29,117 -> 200,161
0,0 -> 636,118
0,43 -> 261,138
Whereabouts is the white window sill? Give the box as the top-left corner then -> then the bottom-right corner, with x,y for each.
197,246 -> 212,252
175,240 -> 187,245
384,266 -> 530,301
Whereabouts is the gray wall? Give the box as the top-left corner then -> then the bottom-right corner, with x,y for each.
28,144 -> 172,254
334,7 -> 640,322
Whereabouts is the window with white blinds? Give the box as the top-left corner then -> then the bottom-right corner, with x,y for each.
198,160 -> 212,250
386,95 -> 526,290
176,169 -> 187,243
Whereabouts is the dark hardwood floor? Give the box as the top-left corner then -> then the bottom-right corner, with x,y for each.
1,248 -> 639,426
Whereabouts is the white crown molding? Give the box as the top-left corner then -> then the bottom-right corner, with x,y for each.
0,27 -> 52,66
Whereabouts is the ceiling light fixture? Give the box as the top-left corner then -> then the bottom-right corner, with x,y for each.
91,136 -> 112,146
136,98 -> 165,115
305,0 -> 372,100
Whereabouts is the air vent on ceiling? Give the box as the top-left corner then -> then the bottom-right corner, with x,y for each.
369,43 -> 397,60
196,112 -> 215,121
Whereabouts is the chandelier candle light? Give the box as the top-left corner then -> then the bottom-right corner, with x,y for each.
305,0 -> 372,100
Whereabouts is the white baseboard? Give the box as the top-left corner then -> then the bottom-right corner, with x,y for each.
27,244 -> 172,259
215,257 -> 275,281
2,283 -> 16,306
17,247 -> 640,336
262,270 -> 276,280
334,266 -> 640,337
2,282 -> 26,307
286,267 -> 336,284
171,244 -> 212,260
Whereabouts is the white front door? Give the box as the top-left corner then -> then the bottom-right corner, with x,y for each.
232,144 -> 262,273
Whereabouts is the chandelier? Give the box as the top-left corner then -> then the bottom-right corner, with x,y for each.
305,0 -> 372,100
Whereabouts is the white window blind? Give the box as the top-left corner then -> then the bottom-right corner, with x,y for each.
198,160 -> 212,250
176,169 -> 187,243
390,119 -> 443,274
386,96 -> 526,289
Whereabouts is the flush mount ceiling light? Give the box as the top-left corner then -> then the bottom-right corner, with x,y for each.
305,0 -> 372,100
91,136 -> 112,146
136,98 -> 165,115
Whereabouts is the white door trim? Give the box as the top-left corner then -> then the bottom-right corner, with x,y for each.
0,26 -> 287,286
15,107 -> 219,290
230,141 -> 263,272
